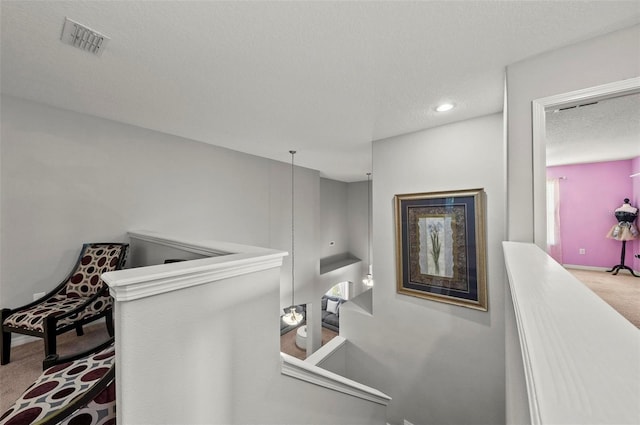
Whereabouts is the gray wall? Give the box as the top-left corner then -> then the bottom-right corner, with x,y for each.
506,24 -> 640,242
110,257 -> 387,424
319,178 -> 349,260
343,113 -> 506,425
348,180 -> 371,281
318,177 -> 371,298
0,95 -> 319,311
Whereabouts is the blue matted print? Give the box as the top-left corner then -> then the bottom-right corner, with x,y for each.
395,188 -> 487,311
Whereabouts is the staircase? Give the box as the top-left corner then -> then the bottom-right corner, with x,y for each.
103,231 -> 391,424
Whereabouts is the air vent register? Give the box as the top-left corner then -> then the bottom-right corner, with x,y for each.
60,17 -> 109,56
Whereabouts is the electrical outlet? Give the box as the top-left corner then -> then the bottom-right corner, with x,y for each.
579,248 -> 586,255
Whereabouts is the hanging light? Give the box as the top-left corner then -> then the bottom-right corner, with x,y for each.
282,150 -> 303,326
363,172 -> 374,287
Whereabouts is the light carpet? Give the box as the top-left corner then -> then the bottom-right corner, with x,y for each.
568,268 -> 640,328
0,323 -> 111,413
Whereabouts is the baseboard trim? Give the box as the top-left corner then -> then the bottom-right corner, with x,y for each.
563,264 -> 640,274
9,318 -> 107,348
563,264 -> 609,272
11,334 -> 39,347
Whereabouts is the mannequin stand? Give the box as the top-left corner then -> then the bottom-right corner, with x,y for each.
606,241 -> 640,277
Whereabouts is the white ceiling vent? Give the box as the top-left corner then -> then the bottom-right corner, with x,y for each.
60,17 -> 109,56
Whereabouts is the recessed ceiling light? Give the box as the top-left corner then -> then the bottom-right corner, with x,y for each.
435,103 -> 455,112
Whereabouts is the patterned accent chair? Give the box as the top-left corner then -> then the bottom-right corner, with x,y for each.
0,339 -> 115,425
1,243 -> 128,365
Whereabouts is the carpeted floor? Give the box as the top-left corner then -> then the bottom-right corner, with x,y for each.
280,326 -> 338,360
0,323 -> 111,413
568,268 -> 640,328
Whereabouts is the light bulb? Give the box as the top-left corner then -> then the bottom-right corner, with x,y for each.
282,306 -> 303,326
436,103 -> 455,112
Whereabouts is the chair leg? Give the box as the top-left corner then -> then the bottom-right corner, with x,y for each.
1,329 -> 10,365
105,309 -> 115,337
44,316 -> 58,358
1,309 -> 11,365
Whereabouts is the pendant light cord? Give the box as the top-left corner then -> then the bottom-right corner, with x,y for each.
367,172 -> 371,269
290,150 -> 296,308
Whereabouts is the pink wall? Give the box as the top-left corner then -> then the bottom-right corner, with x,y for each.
547,159 -> 637,270
632,156 -> 640,272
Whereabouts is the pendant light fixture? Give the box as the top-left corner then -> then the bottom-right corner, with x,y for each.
362,173 -> 374,287
282,150 -> 303,326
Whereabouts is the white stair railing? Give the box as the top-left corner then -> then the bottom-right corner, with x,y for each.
103,230 -> 391,424
503,241 -> 640,425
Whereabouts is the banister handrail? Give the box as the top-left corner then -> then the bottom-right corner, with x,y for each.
127,229 -> 279,257
102,231 -> 387,424
305,334 -> 347,366
103,230 -> 287,301
503,241 -> 640,425
281,351 -> 391,406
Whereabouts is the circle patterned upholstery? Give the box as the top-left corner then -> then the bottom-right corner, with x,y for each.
0,345 -> 115,425
3,244 -> 126,333
3,294 -> 111,333
66,245 -> 124,298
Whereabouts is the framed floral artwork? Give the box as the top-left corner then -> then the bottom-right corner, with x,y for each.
394,188 -> 487,311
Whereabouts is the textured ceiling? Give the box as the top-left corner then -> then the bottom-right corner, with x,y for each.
546,93 -> 640,167
2,1 -> 639,181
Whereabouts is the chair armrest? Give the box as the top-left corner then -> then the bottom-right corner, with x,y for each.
47,285 -> 111,323
3,242 -> 128,316
2,277 -> 72,316
38,365 -> 116,425
38,366 -> 115,425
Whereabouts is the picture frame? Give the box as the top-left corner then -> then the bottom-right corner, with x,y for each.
394,188 -> 487,311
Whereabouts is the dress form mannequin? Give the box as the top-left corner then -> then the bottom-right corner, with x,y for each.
616,203 -> 638,214
606,198 -> 639,277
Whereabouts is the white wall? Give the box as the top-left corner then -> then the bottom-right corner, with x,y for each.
341,113 -> 506,425
506,24 -> 640,242
0,95 -> 319,312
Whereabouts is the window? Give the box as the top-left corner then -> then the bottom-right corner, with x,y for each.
546,179 -> 558,245
326,281 -> 349,300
